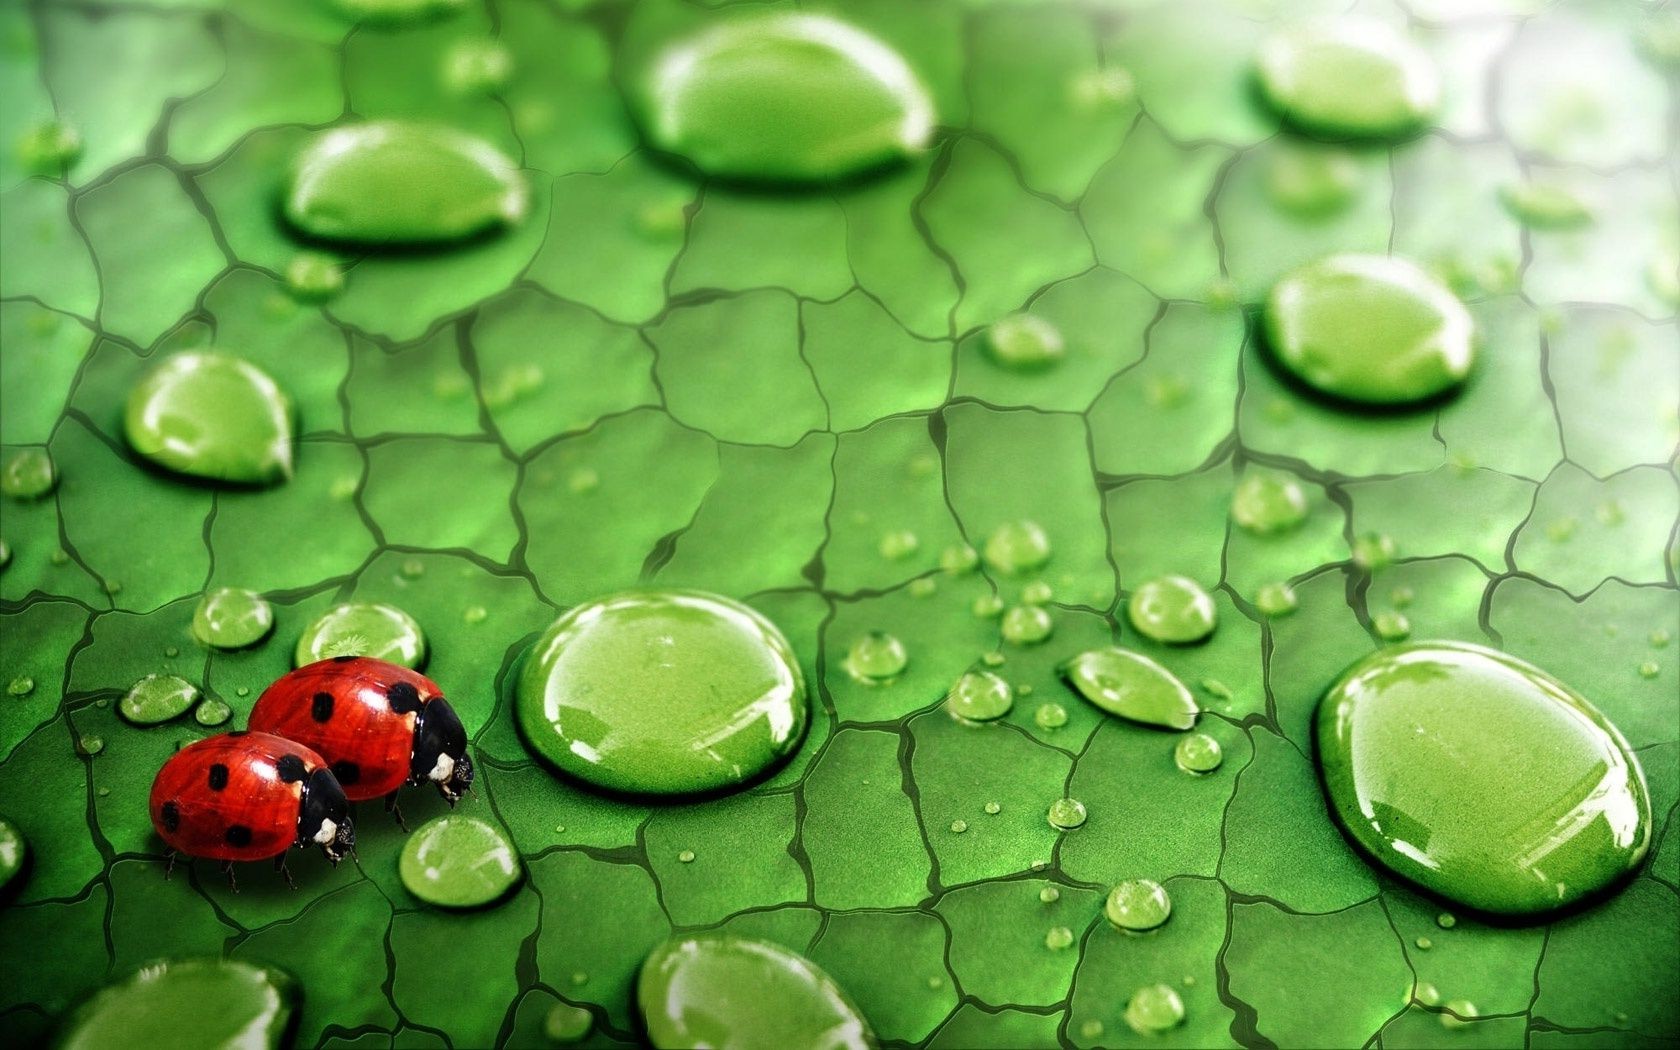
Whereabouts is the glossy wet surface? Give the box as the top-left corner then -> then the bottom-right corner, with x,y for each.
0,0 -> 1676,1047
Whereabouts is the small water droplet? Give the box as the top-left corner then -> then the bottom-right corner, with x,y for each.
1079,1020 -> 1104,1040
949,819 -> 968,834
972,594 -> 1005,619
443,38 -> 514,95
1033,702 -> 1068,730
907,577 -> 937,599
1020,581 -> 1053,606
49,548 -> 69,566
1,448 -> 57,500
1231,470 -> 1309,534
1127,576 -> 1217,644
543,1001 -> 592,1044
1039,885 -> 1061,904
1595,500 -> 1625,527
17,120 -> 82,176
1070,66 -> 1134,109
1498,181 -> 1592,230
97,786 -> 110,798
1001,604 -> 1053,645
1174,733 -> 1224,775
926,975 -> 945,990
1124,983 -> 1186,1034
947,670 -> 1013,722
235,686 -> 250,698
1436,912 -> 1456,929
192,588 -> 275,651
570,972 -> 589,987
1638,660 -> 1660,680
1651,629 -> 1672,650
980,651 -> 1006,668
983,520 -> 1052,575
1264,142 -> 1362,217
1440,1000 -> 1479,1030
845,631 -> 909,685
1352,532 -> 1398,570
568,468 -> 599,494
284,252 -> 346,302
1414,936 -> 1432,951
1046,797 -> 1087,831
119,674 -> 200,727
76,734 -> 104,757
1546,518 -> 1577,543
878,530 -> 919,561
1256,582 -> 1299,618
1106,879 -> 1172,932
1374,611 -> 1412,642
678,849 -> 695,863
1044,926 -> 1075,951
194,698 -> 232,727
986,313 -> 1065,370
940,544 -> 978,574
1413,981 -> 1441,1007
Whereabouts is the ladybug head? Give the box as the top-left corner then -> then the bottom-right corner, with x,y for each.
298,765 -> 356,864
410,696 -> 474,806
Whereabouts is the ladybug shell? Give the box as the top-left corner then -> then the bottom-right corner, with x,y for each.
150,732 -> 325,861
249,656 -> 441,802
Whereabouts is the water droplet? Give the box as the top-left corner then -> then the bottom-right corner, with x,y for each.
1061,648 -> 1198,730
949,819 -> 969,834
1352,532 -> 1398,570
192,588 -> 275,651
1436,912 -> 1457,929
296,602 -> 427,669
1020,581 -> 1054,606
926,975 -> 945,990
119,674 -> 200,727
946,670 -> 1013,722
76,734 -> 104,757
17,120 -> 82,176
194,698 -> 232,727
1044,926 -> 1075,951
6,676 -> 34,697
984,801 -> 1002,816
1231,470 -> 1309,534
53,958 -> 295,1048
544,1002 -> 592,1044
1046,797 -> 1087,830
1413,981 -> 1441,1007
1127,575 -> 1217,645
983,520 -> 1052,575
570,972 -> 588,987
843,632 -> 908,685
939,544 -> 978,574
568,468 -> 599,495
399,813 -> 521,909
1070,66 -> 1135,109
443,38 -> 513,95
517,591 -> 807,796
1266,255 -> 1472,407
1440,1000 -> 1479,1030
1596,500 -> 1625,527
986,313 -> 1065,370
1648,628 -> 1670,650
124,352 -> 294,485
1374,610 -> 1412,642
980,651 -> 1006,668
634,13 -> 933,184
972,594 -> 1005,619
1,448 -> 57,500
0,539 -> 11,569
1255,582 -> 1299,618
1264,143 -> 1362,217
1033,702 -> 1068,730
1001,604 -> 1054,646
164,646 -> 179,659
1318,642 -> 1651,916
1079,1020 -> 1104,1040
234,686 -> 249,698
678,849 -> 696,863
397,559 -> 425,580
1638,661 -> 1660,680
283,252 -> 345,302
1124,983 -> 1186,1034
1498,181 -> 1592,230
907,577 -> 937,599
1039,885 -> 1060,904
1174,733 -> 1224,775
285,121 -> 527,245
1105,879 -> 1172,931
877,530 -> 919,561
96,786 -> 110,798
1255,20 -> 1438,139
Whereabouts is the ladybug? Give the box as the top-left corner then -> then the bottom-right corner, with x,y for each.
248,656 -> 473,817
150,731 -> 354,885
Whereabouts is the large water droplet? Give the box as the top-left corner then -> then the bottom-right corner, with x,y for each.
1255,20 -> 1438,139
516,591 -> 807,796
192,588 -> 274,651
1317,641 -> 1651,916
294,602 -> 427,669
986,313 -> 1065,370
119,674 -> 200,727
947,669 -> 1014,722
982,520 -> 1052,575
399,813 -> 522,909
1106,879 -> 1172,932
1127,576 -> 1218,645
54,959 -> 295,1050
637,934 -> 872,1050
285,122 -> 527,246
1265,254 -> 1474,407
1061,648 -> 1198,730
1231,470 -> 1309,534
634,13 -> 933,184
844,631 -> 909,684
124,352 -> 295,485
1,448 -> 57,500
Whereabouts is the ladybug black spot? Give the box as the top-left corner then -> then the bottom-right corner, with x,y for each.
311,692 -> 335,722
275,754 -> 307,783
207,763 -> 229,791
387,681 -> 422,714
159,801 -> 181,832
224,825 -> 253,848
330,760 -> 361,786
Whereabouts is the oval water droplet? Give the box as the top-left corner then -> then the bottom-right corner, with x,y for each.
1,448 -> 57,500
194,698 -> 232,728
1044,926 -> 1075,951
1256,20 -> 1438,139
17,120 -> 82,176
637,934 -> 872,1050
635,13 -> 933,184
1127,576 -> 1218,645
1106,878 -> 1172,932
192,588 -> 274,651
1061,648 -> 1198,730
1317,641 -> 1651,916
1256,582 -> 1299,617
7,676 -> 34,697
1352,532 -> 1399,570
1001,604 -> 1054,646
56,959 -> 295,1050
877,529 -> 919,561
947,669 -> 1013,723
983,520 -> 1052,575
1498,181 -> 1592,230
1264,143 -> 1362,217
1174,733 -> 1224,775
1033,701 -> 1068,730
1374,610 -> 1412,642
939,544 -> 978,574
0,816 -> 26,895
119,675 -> 200,727
845,631 -> 908,685
1440,1000 -> 1479,1030
124,352 -> 295,485
1125,983 -> 1186,1034
1266,254 -> 1473,407
284,252 -> 346,302
399,813 -> 522,909
986,313 -> 1065,371
516,591 -> 807,796
295,602 -> 427,669
1046,797 -> 1087,830
1231,471 -> 1309,534
544,1002 -> 592,1044
285,121 -> 527,246
444,38 -> 514,95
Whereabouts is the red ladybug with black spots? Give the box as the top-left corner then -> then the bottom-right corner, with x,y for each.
248,656 -> 473,821
149,731 -> 354,885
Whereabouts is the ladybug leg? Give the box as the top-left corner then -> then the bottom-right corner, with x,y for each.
163,849 -> 177,881
220,859 -> 238,893
385,791 -> 410,832
274,853 -> 297,890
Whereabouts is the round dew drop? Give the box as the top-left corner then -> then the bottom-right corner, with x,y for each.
1127,575 -> 1218,645
947,670 -> 1014,722
193,699 -> 233,728
844,631 -> 909,684
1106,879 -> 1172,932
399,814 -> 522,909
1001,604 -> 1054,645
1125,983 -> 1187,1034
119,675 -> 200,727
986,313 -> 1066,370
1046,797 -> 1087,830
1352,532 -> 1399,570
983,520 -> 1052,575
1174,733 -> 1224,775
124,352 -> 295,486
1044,926 -> 1075,951
544,1002 -> 592,1044
1374,611 -> 1412,642
1231,471 -> 1309,534
1,449 -> 57,500
295,602 -> 427,669
1255,19 -> 1439,140
1264,142 -> 1363,218
284,252 -> 346,302
1033,702 -> 1069,730
192,588 -> 275,650
877,529 -> 919,561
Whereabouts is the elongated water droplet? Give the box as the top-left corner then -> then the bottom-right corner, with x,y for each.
1106,879 -> 1172,932
1498,181 -> 1592,230
1127,576 -> 1217,645
947,669 -> 1013,723
54,959 -> 295,1049
1256,20 -> 1438,139
119,674 -> 200,727
1062,648 -> 1198,730
124,352 -> 294,486
987,313 -> 1065,370
192,588 -> 275,651
295,602 -> 427,669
